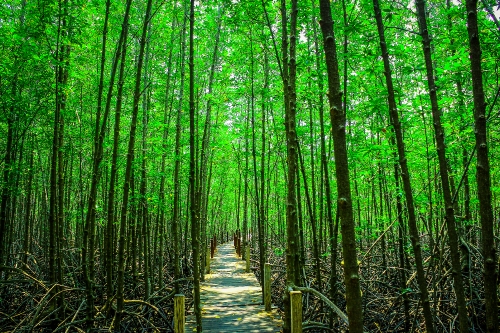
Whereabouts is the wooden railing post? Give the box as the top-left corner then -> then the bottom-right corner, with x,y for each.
290,291 -> 302,333
174,294 -> 185,333
264,263 -> 271,311
210,239 -> 214,258
245,246 -> 250,273
206,246 -> 211,274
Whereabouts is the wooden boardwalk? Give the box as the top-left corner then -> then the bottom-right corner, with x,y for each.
186,242 -> 282,332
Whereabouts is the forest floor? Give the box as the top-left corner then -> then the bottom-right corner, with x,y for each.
186,242 -> 282,332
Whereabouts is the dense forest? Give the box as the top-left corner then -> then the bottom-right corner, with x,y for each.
1,0 -> 499,331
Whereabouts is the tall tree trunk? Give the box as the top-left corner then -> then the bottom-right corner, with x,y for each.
395,162 -> 410,331
158,5 -> 177,293
48,0 -> 69,313
259,47 -> 268,292
297,145 -> 321,288
129,171 -> 138,284
420,105 -> 435,254
318,0 -> 363,331
282,0 -> 301,331
415,0 -> 469,330
296,163 -> 304,268
81,0 -> 125,326
77,87 -> 85,251
114,0 -> 152,328
248,31 -> 265,293
48,3 -> 61,299
0,109 -> 14,271
199,8 -> 222,282
172,6 -> 187,295
310,0 -> 338,318
140,25 -> 152,301
465,1 -> 498,331
243,109 -> 250,270
371,0 -> 435,331
377,154 -> 387,272
463,148 -> 471,231
22,143 -> 34,269
0,2 -> 28,272
104,3 -> 129,305
56,2 -> 69,302
189,0 -> 202,330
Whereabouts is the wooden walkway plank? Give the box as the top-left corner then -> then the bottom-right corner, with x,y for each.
186,243 -> 282,332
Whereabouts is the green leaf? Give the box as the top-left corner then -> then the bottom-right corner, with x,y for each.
400,288 -> 413,295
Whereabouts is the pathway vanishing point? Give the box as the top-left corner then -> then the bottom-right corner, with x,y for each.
186,242 -> 282,332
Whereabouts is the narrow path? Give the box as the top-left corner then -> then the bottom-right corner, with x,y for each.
186,242 -> 282,332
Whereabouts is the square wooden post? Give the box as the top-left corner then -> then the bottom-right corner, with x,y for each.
245,246 -> 250,273
264,263 -> 271,311
210,239 -> 214,258
290,291 -> 302,333
174,294 -> 185,333
206,247 -> 210,274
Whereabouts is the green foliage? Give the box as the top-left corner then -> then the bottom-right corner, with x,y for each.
0,0 -> 499,329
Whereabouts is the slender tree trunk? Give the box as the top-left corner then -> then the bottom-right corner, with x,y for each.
77,89 -> 85,251
198,9 -> 222,282
105,4 -> 129,305
22,144 -> 34,269
172,7 -> 187,295
298,145 -> 321,288
378,156 -> 387,272
296,164 -> 304,268
330,206 -> 340,328
130,173 -> 138,284
48,5 -> 61,298
114,0 -> 152,328
318,0 -> 363,331
307,77 -> 318,273
140,26 -> 152,300
282,0 -> 301,331
189,0 -> 202,330
463,148 -> 471,231
158,5 -> 177,293
48,0 -> 69,313
371,0 -> 435,331
0,113 -> 14,271
310,0 -> 338,316
56,4 -> 69,303
243,110 -> 250,269
7,142 -> 21,273
415,0 -> 469,330
259,48 -> 268,290
248,32 -> 265,293
465,1 -> 498,331
81,0 -> 125,326
395,163 -> 410,331
420,106 -> 435,254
